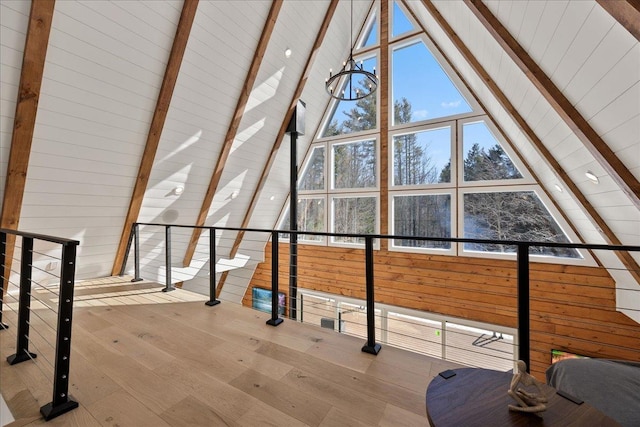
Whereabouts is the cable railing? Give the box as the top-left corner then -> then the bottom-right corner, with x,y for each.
123,222 -> 640,377
1,228 -> 80,421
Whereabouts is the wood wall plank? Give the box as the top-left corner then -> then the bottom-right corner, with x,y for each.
246,242 -> 640,379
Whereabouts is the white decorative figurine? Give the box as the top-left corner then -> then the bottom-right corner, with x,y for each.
508,360 -> 548,414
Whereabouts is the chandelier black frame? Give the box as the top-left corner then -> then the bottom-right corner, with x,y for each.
325,0 -> 378,101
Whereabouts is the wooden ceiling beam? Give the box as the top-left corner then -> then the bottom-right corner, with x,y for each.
421,0 -> 640,283
214,0 -> 340,295
1,0 -> 56,291
596,0 -> 640,42
464,0 -> 640,209
111,0 -> 199,275
182,0 -> 283,267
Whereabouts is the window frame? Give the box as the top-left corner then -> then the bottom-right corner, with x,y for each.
388,188 -> 456,255
457,116 -> 534,188
388,120 -> 457,190
389,34 -> 481,130
329,193 -> 380,248
330,136 -> 380,193
317,50 -> 381,141
457,185 -> 594,265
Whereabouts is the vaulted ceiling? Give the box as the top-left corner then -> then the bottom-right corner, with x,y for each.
1,1 -> 639,314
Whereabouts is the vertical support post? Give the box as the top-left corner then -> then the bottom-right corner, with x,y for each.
0,231 -> 8,329
205,227 -> 220,306
7,237 -> 37,364
517,244 -> 530,371
287,100 -> 304,321
266,231 -> 283,326
40,243 -> 79,420
289,130 -> 298,321
130,223 -> 143,281
162,226 -> 174,292
362,236 -> 381,355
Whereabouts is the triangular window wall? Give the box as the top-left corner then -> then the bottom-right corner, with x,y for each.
287,0 -> 583,262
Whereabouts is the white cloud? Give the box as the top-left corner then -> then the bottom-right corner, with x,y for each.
413,109 -> 429,119
441,100 -> 461,108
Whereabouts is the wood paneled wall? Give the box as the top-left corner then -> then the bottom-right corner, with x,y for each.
245,243 -> 640,379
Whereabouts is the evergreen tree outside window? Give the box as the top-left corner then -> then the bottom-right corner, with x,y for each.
322,56 -> 378,138
462,121 -> 523,182
392,125 -> 451,186
333,139 -> 377,189
332,196 -> 376,244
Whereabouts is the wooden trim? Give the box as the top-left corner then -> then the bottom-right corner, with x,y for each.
596,0 -> 640,42
421,0 -> 640,283
214,0 -> 340,295
464,0 -> 640,209
379,0 -> 390,249
1,0 -> 56,291
182,0 -> 283,267
111,0 -> 199,275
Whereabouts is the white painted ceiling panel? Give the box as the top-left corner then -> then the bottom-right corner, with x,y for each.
0,0 -> 30,214
139,0 -> 272,234
205,0 -> 333,233
17,0 -> 181,279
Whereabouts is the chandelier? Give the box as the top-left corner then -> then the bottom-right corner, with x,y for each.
325,0 -> 378,101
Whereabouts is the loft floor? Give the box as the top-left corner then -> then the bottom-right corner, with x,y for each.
0,277 -> 462,426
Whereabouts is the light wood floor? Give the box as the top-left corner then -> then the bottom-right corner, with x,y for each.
1,276 -> 463,426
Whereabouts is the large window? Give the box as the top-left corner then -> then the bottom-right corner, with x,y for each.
322,56 -> 378,138
392,125 -> 452,186
280,3 -> 584,263
462,190 -> 580,258
332,196 -> 377,244
392,193 -> 451,250
333,139 -> 377,189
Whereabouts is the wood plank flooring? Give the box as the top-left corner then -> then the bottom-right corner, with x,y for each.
0,277 -> 463,426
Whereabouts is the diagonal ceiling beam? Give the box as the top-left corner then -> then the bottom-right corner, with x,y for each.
421,0 -> 640,283
464,0 -> 640,209
596,0 -> 640,42
111,0 -> 199,275
214,0 -> 340,295
182,0 -> 283,267
1,0 -> 56,291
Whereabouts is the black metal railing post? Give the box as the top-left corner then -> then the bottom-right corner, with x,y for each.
362,236 -> 381,355
517,243 -> 530,371
7,237 -> 37,365
162,225 -> 174,292
40,243 -> 79,420
0,231 -> 8,329
131,223 -> 143,282
206,227 -> 221,306
266,231 -> 283,326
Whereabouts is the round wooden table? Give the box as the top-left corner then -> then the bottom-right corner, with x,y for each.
426,368 -> 620,426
